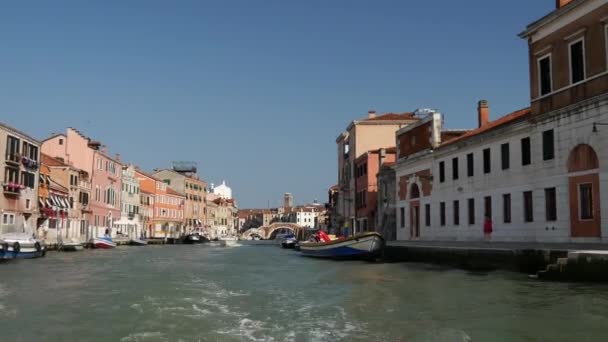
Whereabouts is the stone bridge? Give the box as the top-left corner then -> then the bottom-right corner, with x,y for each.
241,223 -> 306,240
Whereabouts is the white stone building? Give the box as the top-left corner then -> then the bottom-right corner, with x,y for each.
393,0 -> 608,243
115,165 -> 141,238
212,181 -> 232,200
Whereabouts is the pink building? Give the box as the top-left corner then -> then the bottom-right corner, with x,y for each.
42,128 -> 122,238
354,147 -> 396,233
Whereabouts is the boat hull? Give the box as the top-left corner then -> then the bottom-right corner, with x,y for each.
183,234 -> 208,244
299,232 -> 384,259
61,243 -> 84,252
130,239 -> 148,246
93,238 -> 116,249
1,237 -> 46,259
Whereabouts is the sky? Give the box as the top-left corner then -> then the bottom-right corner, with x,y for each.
0,0 -> 553,208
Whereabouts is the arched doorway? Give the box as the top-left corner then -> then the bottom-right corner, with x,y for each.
409,183 -> 421,239
567,144 -> 601,238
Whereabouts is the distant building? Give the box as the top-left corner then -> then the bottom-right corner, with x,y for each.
37,156 -> 70,243
116,165 -> 141,239
283,193 -> 293,209
212,181 -> 232,199
335,111 -> 419,236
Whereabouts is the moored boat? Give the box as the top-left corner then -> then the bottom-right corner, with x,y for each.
183,233 -> 208,244
281,237 -> 297,249
92,237 -> 116,249
130,238 -> 148,246
1,233 -> 46,259
60,241 -> 84,252
298,231 -> 384,259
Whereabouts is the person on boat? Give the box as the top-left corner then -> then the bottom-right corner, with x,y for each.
104,229 -> 111,239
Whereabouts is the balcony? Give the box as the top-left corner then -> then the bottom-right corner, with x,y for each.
21,156 -> 39,170
2,182 -> 23,196
5,153 -> 20,165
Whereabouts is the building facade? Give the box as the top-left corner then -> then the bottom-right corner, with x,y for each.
393,0 -> 608,243
376,161 -> 397,241
42,153 -> 91,243
153,168 -> 207,235
1,123 -> 40,237
354,148 -> 396,234
42,128 -> 122,238
37,159 -> 70,243
116,165 -> 141,239
335,111 -> 418,236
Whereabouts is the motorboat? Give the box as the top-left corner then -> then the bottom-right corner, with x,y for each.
298,231 -> 384,259
130,238 -> 148,246
183,233 -> 208,244
92,236 -> 117,249
218,236 -> 240,247
1,233 -> 46,259
281,237 -> 298,249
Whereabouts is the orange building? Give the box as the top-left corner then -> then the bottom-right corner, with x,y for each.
37,158 -> 70,243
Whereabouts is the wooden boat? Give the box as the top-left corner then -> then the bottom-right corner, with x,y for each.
130,238 -> 148,246
0,233 -> 46,259
92,237 -> 116,249
299,232 -> 384,259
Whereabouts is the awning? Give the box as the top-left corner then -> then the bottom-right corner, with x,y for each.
45,198 -> 53,208
60,197 -> 69,208
39,197 -> 45,208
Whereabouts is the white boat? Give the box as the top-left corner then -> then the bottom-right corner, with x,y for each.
218,236 -> 240,247
1,233 -> 46,259
299,232 -> 384,259
92,236 -> 117,249
60,240 -> 84,252
130,238 -> 148,246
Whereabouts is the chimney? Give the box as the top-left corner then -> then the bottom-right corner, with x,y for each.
477,100 -> 489,128
556,0 -> 573,8
368,110 -> 377,119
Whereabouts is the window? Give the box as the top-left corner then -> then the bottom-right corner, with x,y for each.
400,207 -> 405,228
439,161 -> 445,183
452,158 -> 459,180
545,188 -> 557,221
483,148 -> 491,174
2,213 -> 15,225
453,200 -> 460,226
484,196 -> 492,219
6,135 -> 20,156
425,204 -> 430,227
538,54 -> 552,96
542,129 -> 554,161
69,197 -> 74,209
521,137 -> 531,166
26,199 -> 31,210
569,39 -> 585,84
59,138 -> 64,145
21,171 -> 35,188
468,198 -> 475,225
579,184 -> 593,220
524,191 -> 534,222
440,202 -> 446,226
503,194 -> 511,224
22,142 -> 38,161
467,153 -> 474,177
4,167 -> 19,183
501,143 -> 510,170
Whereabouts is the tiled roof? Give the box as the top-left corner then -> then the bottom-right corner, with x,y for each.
366,113 -> 416,121
440,108 -> 532,148
41,153 -> 67,167
166,187 -> 185,197
135,168 -> 163,182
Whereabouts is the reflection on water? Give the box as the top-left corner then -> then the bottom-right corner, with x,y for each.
1,244 -> 608,341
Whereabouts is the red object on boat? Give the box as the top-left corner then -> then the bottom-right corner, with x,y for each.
318,230 -> 331,242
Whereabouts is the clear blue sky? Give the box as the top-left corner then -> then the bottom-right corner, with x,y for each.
0,0 -> 552,208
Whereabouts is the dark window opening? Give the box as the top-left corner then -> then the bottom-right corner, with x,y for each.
542,129 -> 554,161
484,196 -> 492,219
545,188 -> 557,221
425,204 -> 431,227
539,55 -> 552,95
521,137 -> 531,166
579,184 -> 593,220
468,198 -> 475,225
503,194 -> 511,224
440,202 -> 446,226
467,153 -> 474,177
501,143 -> 510,170
570,40 -> 585,84
439,161 -> 445,183
483,148 -> 491,174
524,191 -> 534,222
452,158 -> 459,180
453,200 -> 460,226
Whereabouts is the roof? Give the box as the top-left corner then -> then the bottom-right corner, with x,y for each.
166,187 -> 185,197
366,113 -> 416,121
135,168 -> 163,182
519,0 -> 583,38
42,132 -> 67,142
0,122 -> 41,145
141,189 -> 154,195
41,153 -> 67,167
440,108 -> 532,148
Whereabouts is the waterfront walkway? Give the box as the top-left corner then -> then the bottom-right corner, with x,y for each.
388,240 -> 608,252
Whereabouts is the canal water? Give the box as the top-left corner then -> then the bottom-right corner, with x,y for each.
1,243 -> 608,342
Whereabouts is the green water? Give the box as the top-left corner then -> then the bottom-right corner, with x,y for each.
1,243 -> 608,341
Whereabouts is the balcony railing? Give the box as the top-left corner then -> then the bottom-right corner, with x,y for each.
2,182 -> 23,196
5,153 -> 20,165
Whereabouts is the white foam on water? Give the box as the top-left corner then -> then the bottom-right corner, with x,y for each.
120,331 -> 165,342
192,304 -> 212,315
217,318 -> 274,342
130,304 -> 144,314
